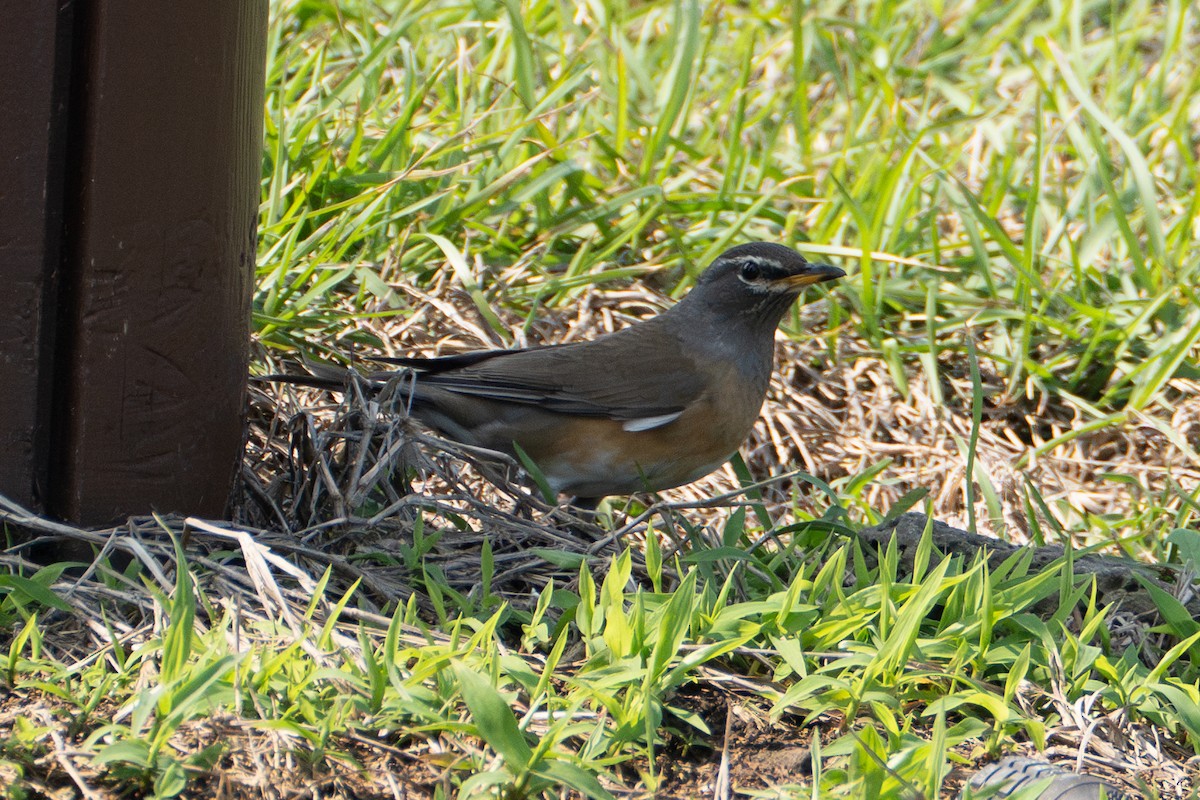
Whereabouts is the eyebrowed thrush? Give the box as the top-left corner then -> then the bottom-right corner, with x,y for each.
276,242 -> 844,505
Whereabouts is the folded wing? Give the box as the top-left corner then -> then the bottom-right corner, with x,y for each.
380,325 -> 708,424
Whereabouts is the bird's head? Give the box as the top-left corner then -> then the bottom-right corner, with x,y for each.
681,242 -> 845,332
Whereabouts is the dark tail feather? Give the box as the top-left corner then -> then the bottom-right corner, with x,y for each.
253,371 -> 347,390
374,347 -> 526,374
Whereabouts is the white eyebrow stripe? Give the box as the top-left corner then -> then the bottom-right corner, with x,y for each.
730,255 -> 781,268
622,412 -> 684,432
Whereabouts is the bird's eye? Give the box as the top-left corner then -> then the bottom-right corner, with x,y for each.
739,263 -> 762,281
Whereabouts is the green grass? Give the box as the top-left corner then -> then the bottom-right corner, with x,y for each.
259,0 -> 1199,370
5,521 -> 1198,797
3,0 -> 1200,797
256,0 -> 1200,547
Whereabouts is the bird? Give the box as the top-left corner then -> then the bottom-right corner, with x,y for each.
275,243 -> 844,506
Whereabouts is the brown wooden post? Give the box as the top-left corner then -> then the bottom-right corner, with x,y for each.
0,1 -> 267,527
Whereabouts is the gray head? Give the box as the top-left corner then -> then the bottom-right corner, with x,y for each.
677,242 -> 846,335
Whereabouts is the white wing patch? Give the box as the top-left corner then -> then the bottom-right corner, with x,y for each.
622,412 -> 683,432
